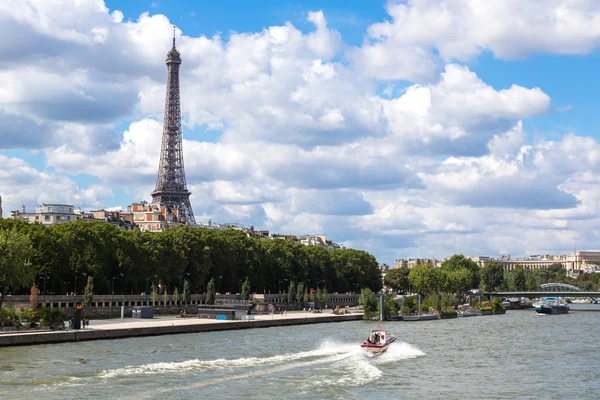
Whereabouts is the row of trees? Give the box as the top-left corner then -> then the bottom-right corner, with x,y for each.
0,219 -> 382,305
384,254 -> 600,296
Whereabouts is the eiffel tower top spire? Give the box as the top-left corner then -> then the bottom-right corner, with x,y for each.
151,26 -> 195,224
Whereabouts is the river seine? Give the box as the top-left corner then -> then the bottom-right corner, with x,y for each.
1,307 -> 599,399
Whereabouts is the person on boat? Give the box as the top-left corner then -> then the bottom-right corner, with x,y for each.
366,336 -> 372,344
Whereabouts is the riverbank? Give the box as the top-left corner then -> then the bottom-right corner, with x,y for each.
0,311 -> 362,347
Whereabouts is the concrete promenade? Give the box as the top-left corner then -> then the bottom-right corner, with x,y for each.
0,311 -> 363,347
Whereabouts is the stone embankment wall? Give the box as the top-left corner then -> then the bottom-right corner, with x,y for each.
0,313 -> 362,347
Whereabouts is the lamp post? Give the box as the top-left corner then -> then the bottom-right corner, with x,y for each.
111,273 -> 124,317
145,274 -> 157,303
73,272 -> 87,296
179,272 -> 190,292
40,275 -> 50,305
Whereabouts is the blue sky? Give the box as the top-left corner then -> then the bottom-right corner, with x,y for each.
3,0 -> 600,263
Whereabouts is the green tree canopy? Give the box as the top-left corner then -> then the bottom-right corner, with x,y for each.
481,261 -> 504,291
383,267 -> 410,292
408,263 -> 441,296
0,228 -> 34,308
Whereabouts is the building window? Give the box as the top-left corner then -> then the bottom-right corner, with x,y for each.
45,215 -> 50,221
48,207 -> 52,212
69,208 -> 72,213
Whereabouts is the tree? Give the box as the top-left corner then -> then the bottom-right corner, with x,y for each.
287,281 -> 296,304
511,266 -> 526,291
441,254 -> 480,289
151,283 -> 159,306
296,282 -> 305,305
83,276 -> 94,307
182,279 -> 190,305
30,284 -> 39,309
317,287 -> 328,309
173,287 -> 180,305
384,267 -> 410,292
359,288 -> 378,319
381,295 -> 399,319
241,278 -> 251,301
206,278 -> 216,305
481,261 -> 504,291
401,296 -> 418,314
0,228 -> 34,309
408,263 -> 441,295
163,288 -> 169,311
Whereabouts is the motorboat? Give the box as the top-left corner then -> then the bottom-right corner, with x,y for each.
535,297 -> 569,315
360,329 -> 396,354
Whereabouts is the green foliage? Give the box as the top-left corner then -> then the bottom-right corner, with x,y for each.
381,295 -> 399,319
0,305 -> 21,327
241,278 -> 251,301
359,288 -> 378,319
150,283 -> 159,306
491,297 -> 506,314
295,282 -> 305,304
182,279 -> 190,304
421,293 -> 441,311
440,293 -> 457,308
441,254 -> 480,289
0,228 -> 34,308
0,219 -> 384,297
481,261 -> 504,291
317,287 -> 328,309
287,281 -> 296,304
83,276 -> 94,307
401,296 -> 419,315
163,287 -> 169,307
383,267 -> 410,291
205,278 -> 216,305
173,287 -> 180,305
408,263 -> 441,295
440,308 -> 457,318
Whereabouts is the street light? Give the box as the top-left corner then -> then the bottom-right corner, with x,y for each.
111,273 -> 124,316
278,279 -> 288,293
73,272 -> 87,296
40,275 -> 50,305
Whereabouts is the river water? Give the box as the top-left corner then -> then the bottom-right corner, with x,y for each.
1,307 -> 600,399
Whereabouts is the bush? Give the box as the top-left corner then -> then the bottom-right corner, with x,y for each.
401,296 -> 418,314
0,306 -> 22,328
491,297 -> 506,314
440,308 -> 458,318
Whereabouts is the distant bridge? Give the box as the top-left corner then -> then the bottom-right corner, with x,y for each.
483,282 -> 599,298
483,291 -> 600,298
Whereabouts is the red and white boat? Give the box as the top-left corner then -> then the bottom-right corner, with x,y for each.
360,329 -> 396,354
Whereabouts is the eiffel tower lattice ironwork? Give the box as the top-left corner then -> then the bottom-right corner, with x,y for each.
151,27 -> 196,224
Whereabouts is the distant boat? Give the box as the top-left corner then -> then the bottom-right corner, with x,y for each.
535,297 -> 569,315
360,329 -> 396,354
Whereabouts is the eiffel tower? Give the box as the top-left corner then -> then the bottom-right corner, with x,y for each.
151,27 -> 196,224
